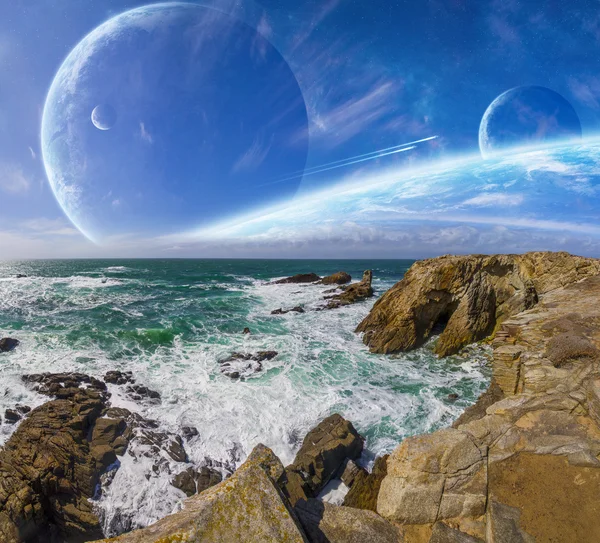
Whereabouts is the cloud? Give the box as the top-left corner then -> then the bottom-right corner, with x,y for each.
139,122 -> 153,144
232,134 -> 273,173
21,217 -> 79,236
290,0 -> 341,52
0,162 -> 31,194
462,193 -> 524,207
568,76 -> 600,111
299,80 -> 399,147
251,14 -> 273,61
28,146 -> 37,160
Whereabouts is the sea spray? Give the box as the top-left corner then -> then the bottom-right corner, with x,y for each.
0,259 -> 490,535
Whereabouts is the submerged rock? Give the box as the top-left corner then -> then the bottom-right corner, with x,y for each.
282,414 -> 364,505
125,384 -> 161,402
356,252 -> 600,356
0,338 -> 19,352
219,351 -> 278,379
271,272 -> 321,284
271,306 -> 305,315
104,370 -> 134,385
325,270 -> 373,309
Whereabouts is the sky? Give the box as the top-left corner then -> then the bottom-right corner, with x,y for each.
2,0 -> 600,258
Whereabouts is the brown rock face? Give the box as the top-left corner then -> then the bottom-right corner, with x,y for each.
342,455 -> 388,512
282,414 -> 364,505
375,272 -> 600,542
0,378 -> 109,543
319,272 -> 352,286
326,270 -> 374,309
94,444 -> 309,543
356,252 -> 600,356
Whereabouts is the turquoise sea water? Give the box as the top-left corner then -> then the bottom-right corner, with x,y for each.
0,259 -> 490,532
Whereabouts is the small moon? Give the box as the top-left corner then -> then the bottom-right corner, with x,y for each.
479,86 -> 582,158
91,104 -> 117,131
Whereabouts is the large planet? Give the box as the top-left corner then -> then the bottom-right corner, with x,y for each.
191,139 -> 600,256
42,3 -> 309,243
91,104 -> 117,131
479,86 -> 582,158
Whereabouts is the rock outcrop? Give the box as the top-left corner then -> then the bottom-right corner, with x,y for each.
326,270 -> 374,309
374,270 -> 600,542
282,414 -> 364,506
94,444 -> 310,543
356,252 -> 600,356
319,272 -> 352,286
272,273 -> 321,284
218,351 -> 278,379
342,455 -> 388,511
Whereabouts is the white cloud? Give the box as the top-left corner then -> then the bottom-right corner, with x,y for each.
139,122 -> 153,144
21,217 -> 79,236
462,192 -> 524,207
0,162 -> 31,194
232,134 -> 273,173
28,146 -> 37,160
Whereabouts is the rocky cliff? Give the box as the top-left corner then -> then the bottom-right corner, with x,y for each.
356,252 -> 600,356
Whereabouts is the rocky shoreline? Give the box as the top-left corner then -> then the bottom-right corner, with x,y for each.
2,251 -> 600,542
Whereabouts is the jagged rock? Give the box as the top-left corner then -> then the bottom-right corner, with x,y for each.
342,455 -> 388,511
172,466 -> 222,497
0,338 -> 19,352
104,370 -> 134,385
356,252 -> 600,356
15,274 -> 27,279
3,410 -> 21,425
319,272 -> 352,286
295,499 -> 402,543
182,426 -> 199,440
125,384 -> 161,402
339,459 -> 361,487
243,327 -> 251,334
95,444 -> 308,543
283,414 -> 364,505
326,270 -> 373,309
219,351 -> 278,379
272,273 -> 321,284
452,379 -> 504,428
271,306 -> 305,315
23,372 -> 107,398
0,384 -> 109,542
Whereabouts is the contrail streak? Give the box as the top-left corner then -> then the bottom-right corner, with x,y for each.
260,135 -> 438,187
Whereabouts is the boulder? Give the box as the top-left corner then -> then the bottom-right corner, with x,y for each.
356,252 -> 600,356
429,522 -> 484,543
0,338 -> 19,352
283,414 -> 364,505
326,271 -> 373,309
104,370 -> 134,385
272,273 -> 321,284
219,351 -> 278,379
319,272 -> 352,286
343,455 -> 388,511
125,384 -> 161,402
172,466 -> 222,497
295,499 -> 402,543
94,444 -> 308,543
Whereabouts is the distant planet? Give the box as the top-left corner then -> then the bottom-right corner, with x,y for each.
195,140 -> 600,255
91,104 -> 117,131
479,86 -> 582,158
42,3 -> 309,243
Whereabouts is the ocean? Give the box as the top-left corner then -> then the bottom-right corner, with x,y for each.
0,259 -> 490,534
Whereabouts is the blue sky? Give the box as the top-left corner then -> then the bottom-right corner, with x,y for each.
2,0 -> 600,257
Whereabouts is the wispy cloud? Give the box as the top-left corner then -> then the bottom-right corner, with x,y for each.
251,13 -> 273,61
0,162 -> 31,194
232,134 -> 273,173
21,217 -> 79,236
568,76 -> 600,111
28,146 -> 36,160
290,0 -> 341,52
462,192 -> 524,207
139,122 -> 153,144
